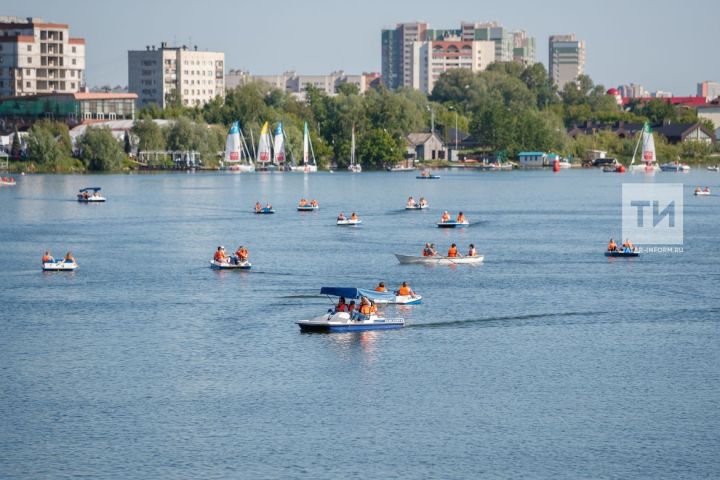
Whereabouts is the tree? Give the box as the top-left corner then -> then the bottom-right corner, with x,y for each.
132,118 -> 165,152
76,127 -> 125,171
123,130 -> 132,154
26,124 -> 63,166
10,128 -> 22,160
357,128 -> 403,168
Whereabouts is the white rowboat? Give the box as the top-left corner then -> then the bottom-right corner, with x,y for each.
395,254 -> 484,265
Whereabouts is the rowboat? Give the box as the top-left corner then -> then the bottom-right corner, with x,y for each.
395,254 -> 484,265
296,287 -> 405,333
437,220 -> 468,228
77,187 -> 106,202
337,219 -> 362,226
42,260 -> 79,271
255,208 -> 275,214
209,259 -> 251,270
297,205 -> 319,211
605,250 -> 639,258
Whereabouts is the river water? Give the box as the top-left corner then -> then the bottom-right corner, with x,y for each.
1,169 -> 719,479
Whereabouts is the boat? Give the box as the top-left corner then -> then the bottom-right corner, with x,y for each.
271,122 -> 288,171
605,249 -> 639,258
289,122 -> 318,173
255,207 -> 275,214
297,204 -> 319,211
255,122 -> 275,171
707,166 -> 719,172
694,188 -> 711,196
603,164 -> 626,173
629,123 -> 661,173
0,176 -> 16,186
417,169 -> 440,179
437,220 -> 468,228
557,160 -> 572,169
209,259 -> 251,270
223,121 -> 255,172
395,253 -> 484,265
348,125 -> 362,173
337,218 -> 362,226
405,203 -> 428,210
296,287 -> 405,333
361,287 -> 423,305
77,187 -> 106,202
42,260 -> 79,271
660,161 -> 690,172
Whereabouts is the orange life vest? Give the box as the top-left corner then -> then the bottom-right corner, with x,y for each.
42,255 -> 52,263
398,286 -> 410,296
375,286 -> 385,292
214,251 -> 225,261
448,247 -> 457,257
360,304 -> 372,315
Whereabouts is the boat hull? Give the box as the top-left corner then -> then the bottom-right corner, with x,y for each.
660,163 -> 690,172
337,219 -> 362,226
297,313 -> 404,333
405,204 -> 428,210
255,209 -> 275,214
395,254 -> 484,265
630,164 -> 661,173
226,164 -> 255,173
297,205 -> 319,211
605,251 -> 639,257
43,261 -> 78,271
416,176 -> 441,179
210,260 -> 251,270
77,196 -> 106,202
437,221 -> 468,228
373,294 -> 423,305
289,165 -> 318,173
694,191 -> 711,196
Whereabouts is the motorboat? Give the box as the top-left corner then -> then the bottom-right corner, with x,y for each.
660,162 -> 690,172
42,260 -> 79,271
395,254 -> 484,265
210,259 -> 251,270
605,249 -> 639,258
437,220 -> 468,228
694,188 -> 711,196
337,218 -> 362,226
77,187 -> 106,202
296,287 -> 405,333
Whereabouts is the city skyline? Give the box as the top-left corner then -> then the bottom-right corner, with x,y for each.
3,0 -> 719,95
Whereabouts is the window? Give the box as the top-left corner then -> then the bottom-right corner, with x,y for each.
72,59 -> 76,65
71,82 -> 75,89
27,57 -> 32,64
27,45 -> 32,52
26,69 -> 31,75
26,81 -> 31,87
72,46 -> 76,53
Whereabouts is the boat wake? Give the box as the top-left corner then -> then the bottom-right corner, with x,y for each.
408,310 -> 609,329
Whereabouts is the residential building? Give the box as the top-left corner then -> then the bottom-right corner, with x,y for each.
518,151 -> 548,167
697,104 -> 720,138
0,16 -> 85,97
382,21 -> 535,90
548,34 -> 585,89
567,120 -> 715,145
617,83 -> 648,98
411,38 -> 494,94
697,81 -> 720,101
128,42 -> 224,109
406,131 -> 446,160
225,70 -> 380,99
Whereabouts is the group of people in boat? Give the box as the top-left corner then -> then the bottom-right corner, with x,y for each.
406,196 -> 428,208
213,245 -> 249,264
694,186 -> 710,194
419,169 -> 434,178
334,296 -> 377,320
422,243 -> 477,258
337,212 -> 360,222
79,190 -> 101,200
607,238 -> 637,253
1,176 -> 15,184
255,202 -> 273,212
298,198 -> 319,208
374,281 -> 417,297
440,211 -> 466,223
41,250 -> 76,264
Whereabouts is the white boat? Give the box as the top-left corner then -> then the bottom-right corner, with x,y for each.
271,122 -> 288,171
348,125 -> 362,173
395,254 -> 484,265
77,187 -> 106,202
337,218 -> 362,226
370,293 -> 423,305
289,122 -> 318,172
296,287 -> 404,332
0,177 -> 16,186
406,203 -> 428,210
694,189 -> 711,196
629,123 -> 661,173
437,220 -> 468,228
209,259 -> 252,270
223,121 -> 255,172
255,122 -> 274,171
297,204 -> 319,211
707,166 -> 719,172
660,162 -> 690,172
557,161 -> 572,169
43,260 -> 79,271
387,165 -> 415,172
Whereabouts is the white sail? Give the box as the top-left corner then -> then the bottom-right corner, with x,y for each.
272,123 -> 286,164
348,125 -> 361,172
224,121 -> 242,163
256,122 -> 272,165
303,122 -> 310,165
631,122 -> 659,173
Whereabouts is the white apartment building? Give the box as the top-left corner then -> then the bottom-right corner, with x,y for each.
0,16 -> 85,97
128,42 -> 224,108
225,70 -> 379,99
548,34 -> 585,90
412,39 -> 495,94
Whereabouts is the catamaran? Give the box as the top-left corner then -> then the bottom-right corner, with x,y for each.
272,123 -> 289,171
223,121 -> 254,172
255,122 -> 274,171
630,123 -> 661,173
290,122 -> 318,172
348,125 -> 361,173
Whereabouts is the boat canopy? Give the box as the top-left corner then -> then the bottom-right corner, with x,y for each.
320,287 -> 395,301
79,187 -> 102,192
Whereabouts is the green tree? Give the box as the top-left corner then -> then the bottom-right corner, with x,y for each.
132,117 -> 165,152
26,124 -> 63,166
10,128 -> 22,160
357,128 -> 403,168
76,127 -> 125,171
123,130 -> 132,154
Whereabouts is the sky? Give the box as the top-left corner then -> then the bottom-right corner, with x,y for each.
7,0 -> 719,95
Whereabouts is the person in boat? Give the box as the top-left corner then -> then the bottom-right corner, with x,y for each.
429,243 -> 438,256
704,186 -> 710,192
265,202 -> 273,210
440,211 -> 451,223
234,246 -> 249,264
42,251 -> 55,264
447,243 -> 458,258
422,243 -> 433,257
213,246 -> 227,264
419,197 -> 427,207
407,196 -> 416,207
335,297 -> 348,313
350,212 -> 359,221
310,199 -> 318,207
375,282 -> 387,292
397,281 -> 415,297
82,191 -> 89,200
64,251 -> 76,264
358,297 -> 376,320
255,202 -> 262,212
298,198 -> 307,207
468,244 -> 477,257
608,238 -> 617,252
337,212 -> 346,221
347,300 -> 356,318
456,212 -> 466,223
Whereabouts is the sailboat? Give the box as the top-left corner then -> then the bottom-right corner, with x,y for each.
272,123 -> 287,171
290,122 -> 318,172
223,121 -> 254,172
256,122 -> 274,171
348,125 -> 361,173
630,122 -> 661,173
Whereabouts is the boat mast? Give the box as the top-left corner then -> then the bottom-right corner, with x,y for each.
630,127 -> 642,166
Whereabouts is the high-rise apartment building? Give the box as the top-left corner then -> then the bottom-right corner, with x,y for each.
697,81 -> 720,100
411,39 -> 495,94
0,16 -> 85,97
548,34 -> 585,89
382,21 -> 535,90
618,83 -> 648,99
128,42 -> 224,109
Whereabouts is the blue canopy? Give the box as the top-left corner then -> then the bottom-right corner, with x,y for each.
79,187 -> 102,192
320,287 -> 395,301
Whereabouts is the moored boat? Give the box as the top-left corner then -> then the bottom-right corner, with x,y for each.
348,125 -> 362,173
223,121 -> 255,172
707,165 -> 719,172
395,253 -> 484,265
629,123 -> 661,173
77,187 -> 106,202
289,122 -> 318,172
660,161 -> 690,172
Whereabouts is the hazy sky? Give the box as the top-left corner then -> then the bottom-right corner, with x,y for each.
7,0 -> 719,94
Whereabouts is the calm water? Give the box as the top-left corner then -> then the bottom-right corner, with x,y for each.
1,169 -> 719,479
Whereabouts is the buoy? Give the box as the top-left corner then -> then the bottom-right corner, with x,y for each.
553,158 -> 560,172
617,165 -> 626,173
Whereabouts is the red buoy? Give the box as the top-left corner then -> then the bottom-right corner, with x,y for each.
553,158 -> 560,172
617,165 -> 626,173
